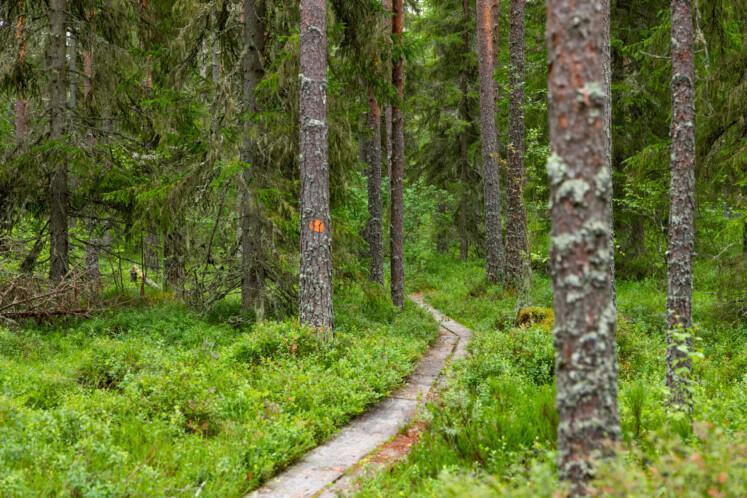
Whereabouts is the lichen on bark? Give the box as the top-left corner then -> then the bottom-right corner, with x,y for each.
546,0 -> 621,493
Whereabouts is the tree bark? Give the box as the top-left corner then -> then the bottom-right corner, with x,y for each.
476,0 -> 504,283
367,91 -> 385,284
603,0 -> 617,306
546,0 -> 621,493
299,0 -> 333,331
666,0 -> 696,412
164,225 -> 186,296
240,0 -> 265,315
505,0 -> 529,291
390,0 -> 405,308
382,0 -> 393,180
48,0 -> 69,281
459,0 -> 471,262
15,2 -> 27,145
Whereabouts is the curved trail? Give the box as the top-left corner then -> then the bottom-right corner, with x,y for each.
248,294 -> 473,498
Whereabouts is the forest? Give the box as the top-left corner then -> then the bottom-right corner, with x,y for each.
0,0 -> 745,496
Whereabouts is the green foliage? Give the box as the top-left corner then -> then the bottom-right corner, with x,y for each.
355,254 -> 747,497
0,282 -> 438,497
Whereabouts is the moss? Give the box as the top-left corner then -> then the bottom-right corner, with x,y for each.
516,306 -> 555,332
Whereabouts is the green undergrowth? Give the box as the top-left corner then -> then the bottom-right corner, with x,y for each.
355,254 -> 747,497
0,281 -> 438,497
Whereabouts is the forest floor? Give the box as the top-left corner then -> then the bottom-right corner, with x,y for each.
250,294 -> 472,498
1,255 -> 745,497
351,255 -> 747,497
0,281 -> 439,497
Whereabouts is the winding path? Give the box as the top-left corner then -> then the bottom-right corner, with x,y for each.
248,294 -> 473,498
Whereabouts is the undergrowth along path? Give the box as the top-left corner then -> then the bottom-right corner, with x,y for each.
248,294 -> 473,498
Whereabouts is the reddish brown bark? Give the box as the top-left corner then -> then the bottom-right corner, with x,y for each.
666,0 -> 696,411
390,0 -> 405,308
299,0 -> 334,330
546,0 -> 621,493
476,0 -> 504,283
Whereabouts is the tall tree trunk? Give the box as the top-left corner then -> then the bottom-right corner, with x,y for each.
603,0 -> 617,306
459,0 -> 471,262
505,0 -> 529,291
666,0 -> 696,412
164,225 -> 186,296
476,0 -> 504,284
546,0 -> 621,493
367,91 -> 385,284
382,0 -> 393,180
15,1 -> 27,145
48,0 -> 69,281
83,12 -> 100,283
240,0 -> 265,315
299,0 -> 333,330
390,0 -> 405,308
435,202 -> 449,254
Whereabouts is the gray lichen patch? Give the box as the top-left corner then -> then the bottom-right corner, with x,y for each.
556,178 -> 590,205
546,153 -> 568,186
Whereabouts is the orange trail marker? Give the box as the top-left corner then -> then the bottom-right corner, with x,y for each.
309,219 -> 326,233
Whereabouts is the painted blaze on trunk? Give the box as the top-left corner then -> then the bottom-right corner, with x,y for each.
546,0 -> 621,494
666,0 -> 696,412
476,0 -> 504,284
390,0 -> 406,308
299,0 -> 333,331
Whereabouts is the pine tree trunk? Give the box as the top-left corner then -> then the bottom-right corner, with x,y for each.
15,2 -> 27,145
546,0 -> 621,493
603,0 -> 617,306
459,0 -> 471,262
299,0 -> 334,331
435,202 -> 449,254
382,0 -> 393,180
505,0 -> 529,291
164,226 -> 186,296
83,30 -> 101,284
240,0 -> 265,315
476,0 -> 504,283
666,0 -> 696,412
48,0 -> 69,281
367,92 -> 385,284
390,0 -> 406,308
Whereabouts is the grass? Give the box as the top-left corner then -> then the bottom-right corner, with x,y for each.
0,280 -> 438,497
354,254 -> 747,497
